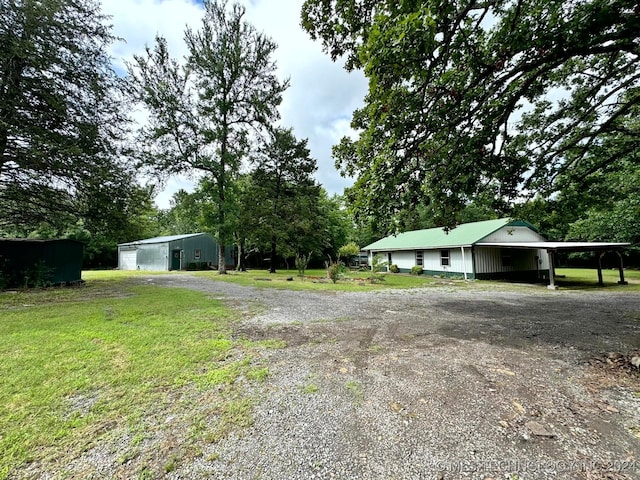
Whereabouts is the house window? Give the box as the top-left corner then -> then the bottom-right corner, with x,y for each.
440,249 -> 450,266
415,251 -> 423,266
501,249 -> 513,267
194,249 -> 201,260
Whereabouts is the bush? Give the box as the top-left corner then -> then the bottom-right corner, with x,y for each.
368,255 -> 387,284
389,264 -> 400,273
327,263 -> 341,283
410,266 -> 423,275
296,252 -> 312,277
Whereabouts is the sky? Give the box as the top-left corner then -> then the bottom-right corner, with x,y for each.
100,0 -> 368,209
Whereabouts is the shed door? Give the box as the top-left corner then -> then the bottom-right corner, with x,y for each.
119,250 -> 137,270
171,249 -> 181,270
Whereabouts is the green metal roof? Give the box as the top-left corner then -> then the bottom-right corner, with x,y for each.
363,218 -> 528,251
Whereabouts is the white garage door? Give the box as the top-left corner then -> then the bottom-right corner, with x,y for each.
119,250 -> 137,270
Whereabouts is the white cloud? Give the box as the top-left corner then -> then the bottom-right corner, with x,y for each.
102,0 -> 367,208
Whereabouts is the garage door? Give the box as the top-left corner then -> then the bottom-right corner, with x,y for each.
119,249 -> 137,270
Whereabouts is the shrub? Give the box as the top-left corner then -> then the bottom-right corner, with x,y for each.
327,262 -> 347,283
389,264 -> 400,273
410,266 -> 423,275
295,252 -> 312,277
369,255 -> 388,284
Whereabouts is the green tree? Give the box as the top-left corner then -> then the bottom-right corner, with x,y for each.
516,99 -> 640,257
317,191 -> 355,259
20,185 -> 161,268
247,128 -> 321,273
0,0 -> 133,232
159,189 -> 207,236
302,0 -> 640,232
338,241 -> 360,265
228,174 -> 256,271
128,0 -> 287,273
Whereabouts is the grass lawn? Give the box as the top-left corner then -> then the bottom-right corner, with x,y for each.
191,268 -> 468,291
554,267 -> 640,291
0,271 -> 275,479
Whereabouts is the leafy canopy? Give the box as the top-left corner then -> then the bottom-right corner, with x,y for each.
302,0 -> 640,231
246,128 -> 321,272
0,0 -> 133,232
128,0 -> 288,273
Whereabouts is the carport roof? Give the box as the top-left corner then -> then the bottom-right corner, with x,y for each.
478,242 -> 630,252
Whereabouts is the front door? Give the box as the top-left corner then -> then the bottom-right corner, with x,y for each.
171,249 -> 181,271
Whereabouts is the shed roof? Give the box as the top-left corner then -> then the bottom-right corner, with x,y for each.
118,233 -> 209,247
363,218 -> 534,251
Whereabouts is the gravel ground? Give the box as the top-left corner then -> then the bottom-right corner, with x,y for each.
148,274 -> 640,480
18,274 -> 640,480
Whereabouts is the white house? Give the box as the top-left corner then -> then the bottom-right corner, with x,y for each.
363,218 -> 629,288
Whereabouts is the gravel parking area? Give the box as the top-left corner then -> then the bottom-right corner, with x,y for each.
145,274 -> 640,480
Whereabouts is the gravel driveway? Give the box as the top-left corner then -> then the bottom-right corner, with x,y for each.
141,274 -> 640,480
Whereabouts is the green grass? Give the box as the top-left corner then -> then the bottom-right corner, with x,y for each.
0,273 -> 267,479
345,380 -> 364,404
554,268 -> 640,291
300,383 -> 319,394
192,268 -> 465,291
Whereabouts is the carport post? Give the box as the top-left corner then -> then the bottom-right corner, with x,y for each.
616,251 -> 628,285
460,246 -> 468,281
597,252 -> 605,287
547,249 -> 557,290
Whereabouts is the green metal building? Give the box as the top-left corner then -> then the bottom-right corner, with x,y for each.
0,239 -> 84,288
117,233 -> 233,271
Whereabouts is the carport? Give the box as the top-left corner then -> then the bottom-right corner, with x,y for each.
477,242 -> 630,289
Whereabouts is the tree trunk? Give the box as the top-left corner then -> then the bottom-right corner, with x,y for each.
269,235 -> 277,273
218,243 -> 227,274
236,238 -> 246,271
218,124 -> 228,274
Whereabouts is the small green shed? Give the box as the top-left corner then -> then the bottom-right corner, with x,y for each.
0,239 -> 84,288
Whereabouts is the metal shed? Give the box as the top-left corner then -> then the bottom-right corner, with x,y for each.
117,233 -> 231,271
0,239 -> 84,288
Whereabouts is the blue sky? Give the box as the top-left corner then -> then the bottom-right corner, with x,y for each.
101,0 -> 367,208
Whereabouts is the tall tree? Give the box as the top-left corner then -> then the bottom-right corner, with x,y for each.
159,188 -> 208,236
128,0 -> 287,273
0,0 -> 133,232
248,128 -> 320,273
317,191 -> 356,258
301,0 -> 640,232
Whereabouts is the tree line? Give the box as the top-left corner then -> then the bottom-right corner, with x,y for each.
1,0 -> 638,270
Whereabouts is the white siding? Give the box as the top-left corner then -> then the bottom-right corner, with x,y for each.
474,246 -> 541,274
478,226 -> 545,243
424,247 -> 473,276
389,251 -> 418,271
